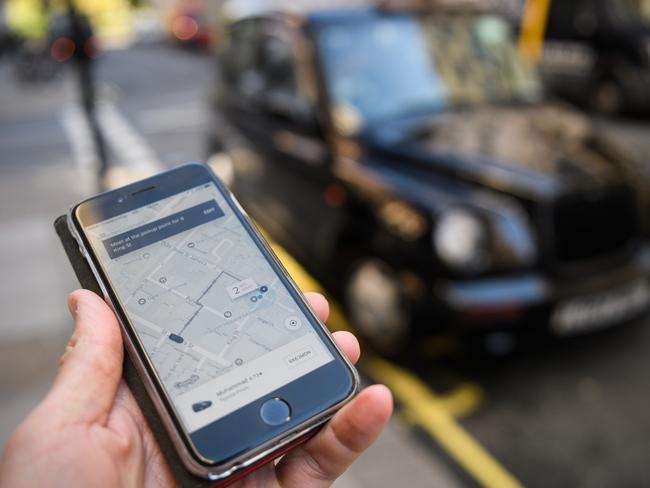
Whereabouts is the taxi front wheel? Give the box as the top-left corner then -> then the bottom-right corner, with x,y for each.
344,259 -> 412,357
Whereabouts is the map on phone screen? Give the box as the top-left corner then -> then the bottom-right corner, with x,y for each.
84,182 -> 333,432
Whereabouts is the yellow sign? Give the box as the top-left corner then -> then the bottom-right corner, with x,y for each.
5,0 -> 48,39
518,0 -> 551,63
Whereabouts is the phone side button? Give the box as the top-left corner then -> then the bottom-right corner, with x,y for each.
259,398 -> 291,426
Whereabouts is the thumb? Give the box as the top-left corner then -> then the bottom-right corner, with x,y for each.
46,289 -> 124,425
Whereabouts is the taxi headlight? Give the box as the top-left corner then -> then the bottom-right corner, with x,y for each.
433,209 -> 490,273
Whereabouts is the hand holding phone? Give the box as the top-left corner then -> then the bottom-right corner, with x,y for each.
49,163 -> 389,482
0,288 -> 393,488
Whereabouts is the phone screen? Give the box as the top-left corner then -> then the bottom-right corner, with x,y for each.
80,180 -> 334,435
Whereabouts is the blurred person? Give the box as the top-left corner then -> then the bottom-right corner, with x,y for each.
66,1 -> 95,108
64,0 -> 109,187
0,290 -> 392,487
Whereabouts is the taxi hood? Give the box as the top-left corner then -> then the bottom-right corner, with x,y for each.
363,103 -> 628,200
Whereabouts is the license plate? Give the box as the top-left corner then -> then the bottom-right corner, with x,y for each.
551,280 -> 650,336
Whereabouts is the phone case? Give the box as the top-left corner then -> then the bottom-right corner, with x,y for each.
54,215 -> 314,486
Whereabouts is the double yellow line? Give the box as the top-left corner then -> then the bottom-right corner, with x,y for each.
271,242 -> 523,488
365,357 -> 522,488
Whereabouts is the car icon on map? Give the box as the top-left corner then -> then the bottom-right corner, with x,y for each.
192,401 -> 213,413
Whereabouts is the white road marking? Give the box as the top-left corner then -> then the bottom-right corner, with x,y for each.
60,105 -> 101,193
137,103 -> 206,133
60,100 -> 163,190
97,102 -> 162,172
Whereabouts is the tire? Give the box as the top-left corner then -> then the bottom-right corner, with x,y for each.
344,258 -> 412,357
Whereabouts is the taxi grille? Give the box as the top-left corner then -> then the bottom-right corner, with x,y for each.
552,187 -> 638,263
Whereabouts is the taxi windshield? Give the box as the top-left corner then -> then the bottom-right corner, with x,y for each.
315,12 -> 541,125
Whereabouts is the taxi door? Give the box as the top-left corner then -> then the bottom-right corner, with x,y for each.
225,18 -> 343,270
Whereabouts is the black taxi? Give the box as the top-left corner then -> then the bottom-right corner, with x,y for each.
207,5 -> 650,354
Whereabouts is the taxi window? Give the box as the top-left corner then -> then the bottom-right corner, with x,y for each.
223,20 -> 262,97
315,13 -> 540,125
257,26 -> 316,125
259,35 -> 298,96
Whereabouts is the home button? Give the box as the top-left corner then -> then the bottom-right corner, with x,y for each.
260,398 -> 291,426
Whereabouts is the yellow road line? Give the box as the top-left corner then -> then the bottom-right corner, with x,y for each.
269,241 -> 523,488
366,357 -> 522,488
438,382 -> 484,419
